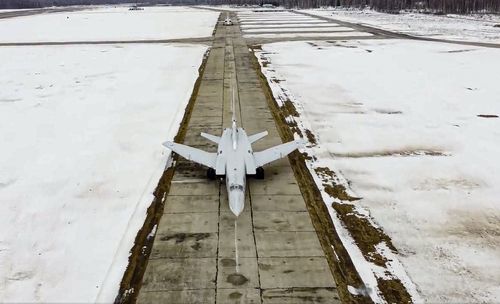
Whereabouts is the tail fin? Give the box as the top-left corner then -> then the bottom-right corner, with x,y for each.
231,89 -> 237,126
231,88 -> 238,150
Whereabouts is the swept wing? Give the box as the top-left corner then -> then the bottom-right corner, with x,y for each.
163,141 -> 217,169
248,131 -> 268,144
254,140 -> 303,167
201,132 -> 221,144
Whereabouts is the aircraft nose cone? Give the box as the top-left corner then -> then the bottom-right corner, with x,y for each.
229,190 -> 244,217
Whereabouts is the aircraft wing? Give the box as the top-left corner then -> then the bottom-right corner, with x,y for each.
163,141 -> 217,169
254,140 -> 302,167
201,132 -> 221,144
248,131 -> 268,144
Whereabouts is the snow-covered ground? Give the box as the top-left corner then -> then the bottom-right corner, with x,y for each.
0,6 -> 219,43
238,11 -> 318,19
303,8 -> 500,43
0,43 -> 207,302
239,16 -> 314,21
0,8 -> 38,13
196,4 -> 259,12
241,19 -> 327,24
243,27 -> 354,32
256,39 -> 500,302
245,32 -> 371,38
241,23 -> 343,28
238,11 -> 371,39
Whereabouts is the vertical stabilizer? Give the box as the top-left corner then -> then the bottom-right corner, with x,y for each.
231,89 -> 237,126
231,88 -> 238,150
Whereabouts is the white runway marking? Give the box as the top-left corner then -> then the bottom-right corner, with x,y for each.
244,32 -> 373,38
241,20 -> 328,24
243,27 -> 355,33
241,23 -> 341,28
234,219 -> 240,273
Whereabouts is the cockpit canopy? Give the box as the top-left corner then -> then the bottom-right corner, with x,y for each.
229,184 -> 244,191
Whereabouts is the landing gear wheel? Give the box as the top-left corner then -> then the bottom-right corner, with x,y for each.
256,167 -> 265,180
207,168 -> 216,180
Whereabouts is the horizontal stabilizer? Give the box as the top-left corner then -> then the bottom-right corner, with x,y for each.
163,141 -> 217,169
248,131 -> 268,144
201,132 -> 221,144
254,139 -> 304,167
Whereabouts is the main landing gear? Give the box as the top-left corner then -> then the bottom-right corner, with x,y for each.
207,167 -> 264,180
207,168 -> 216,180
255,167 -> 264,180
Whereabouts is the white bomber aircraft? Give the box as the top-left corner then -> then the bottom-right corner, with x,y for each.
163,96 -> 302,216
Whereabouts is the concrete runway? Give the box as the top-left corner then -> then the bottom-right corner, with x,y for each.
136,13 -> 341,304
125,7 -> 491,303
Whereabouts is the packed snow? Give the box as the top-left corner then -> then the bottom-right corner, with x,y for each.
196,5 -> 259,12
239,17 -> 315,21
256,39 -> 500,302
0,43 -> 207,302
241,19 -> 327,24
238,11 -> 369,38
245,32 -> 371,38
237,10 -> 370,39
243,27 -> 354,33
303,8 -> 500,43
241,23 -> 343,28
0,6 -> 219,43
0,8 -> 39,13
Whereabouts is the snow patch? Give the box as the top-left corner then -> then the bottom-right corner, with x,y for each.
255,39 -> 500,303
0,6 -> 219,43
0,43 -> 208,302
302,8 -> 500,43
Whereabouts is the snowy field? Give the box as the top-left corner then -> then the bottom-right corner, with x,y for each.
303,8 -> 500,43
238,17 -> 314,21
257,39 -> 500,302
197,4 -> 259,12
243,27 -> 354,32
239,11 -> 371,39
245,32 -> 371,38
0,8 -> 38,13
241,23 -> 343,28
241,19 -> 327,24
0,44 -> 207,302
0,6 -> 219,43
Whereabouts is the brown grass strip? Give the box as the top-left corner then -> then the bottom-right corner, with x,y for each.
249,46 -> 372,304
114,49 -> 210,304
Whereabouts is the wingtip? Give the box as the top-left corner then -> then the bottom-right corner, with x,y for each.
162,141 -> 174,148
295,139 -> 307,147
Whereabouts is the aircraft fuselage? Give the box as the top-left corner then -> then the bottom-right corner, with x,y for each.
163,118 -> 301,217
219,126 -> 252,216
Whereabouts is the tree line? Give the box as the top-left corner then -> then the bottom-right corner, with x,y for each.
1,0 -> 499,13
207,0 -> 500,13
335,0 -> 500,13
0,0 -> 127,9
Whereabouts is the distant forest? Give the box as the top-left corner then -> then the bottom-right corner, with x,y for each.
1,0 -> 499,14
